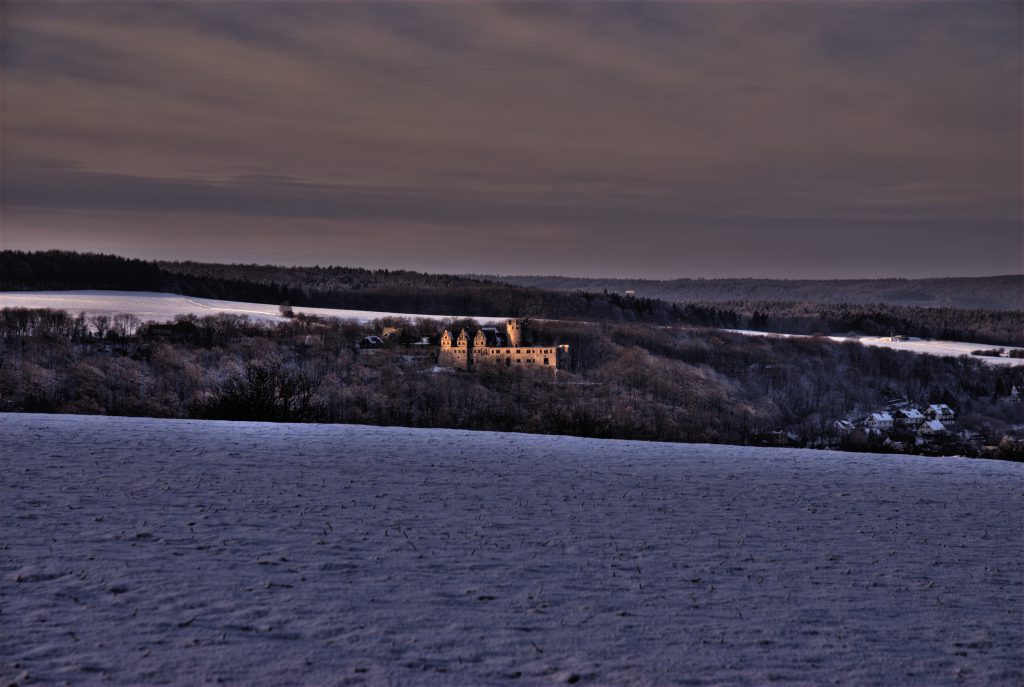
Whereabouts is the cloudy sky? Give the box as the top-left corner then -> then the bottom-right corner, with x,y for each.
2,0 -> 1021,278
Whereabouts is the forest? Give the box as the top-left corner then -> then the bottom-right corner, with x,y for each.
2,307 -> 1021,459
4,250 -> 1024,346
492,274 -> 1024,310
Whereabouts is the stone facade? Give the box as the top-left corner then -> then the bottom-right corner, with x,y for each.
438,319 -> 569,372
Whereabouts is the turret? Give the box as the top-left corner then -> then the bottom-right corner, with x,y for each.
505,319 -> 522,347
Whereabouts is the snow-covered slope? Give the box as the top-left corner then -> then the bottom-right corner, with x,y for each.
727,329 -> 1024,366
0,290 -> 503,324
2,413 -> 1021,686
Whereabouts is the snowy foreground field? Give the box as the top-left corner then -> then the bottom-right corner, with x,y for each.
2,414 -> 1023,686
0,290 -> 503,325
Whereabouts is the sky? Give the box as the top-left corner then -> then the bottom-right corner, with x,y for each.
1,0 -> 1021,279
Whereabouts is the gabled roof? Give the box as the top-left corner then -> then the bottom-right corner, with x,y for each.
475,327 -> 505,347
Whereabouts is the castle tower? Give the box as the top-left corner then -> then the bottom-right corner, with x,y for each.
505,319 -> 522,347
440,330 -> 453,348
457,329 -> 470,347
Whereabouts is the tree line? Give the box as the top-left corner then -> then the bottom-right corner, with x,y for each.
490,274 -> 1024,310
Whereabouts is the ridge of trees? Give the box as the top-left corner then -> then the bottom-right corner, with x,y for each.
487,274 -> 1024,311
2,307 -> 1021,459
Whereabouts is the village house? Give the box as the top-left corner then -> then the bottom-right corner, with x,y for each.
925,404 -> 956,424
438,319 -> 569,372
894,408 -> 925,427
863,412 -> 894,430
832,420 -> 856,436
883,437 -> 906,451
359,335 -> 385,349
918,419 -> 948,436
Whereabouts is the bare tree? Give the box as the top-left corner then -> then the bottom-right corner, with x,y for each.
90,314 -> 111,339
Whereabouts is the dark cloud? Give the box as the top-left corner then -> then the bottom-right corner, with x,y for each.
1,1 -> 1020,278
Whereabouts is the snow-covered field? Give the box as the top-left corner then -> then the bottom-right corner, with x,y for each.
727,329 -> 1024,366
3,414 -> 1022,686
0,290 -> 503,325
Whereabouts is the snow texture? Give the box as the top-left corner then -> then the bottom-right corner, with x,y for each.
0,290 -> 503,325
726,329 -> 1024,367
2,413 -> 1022,686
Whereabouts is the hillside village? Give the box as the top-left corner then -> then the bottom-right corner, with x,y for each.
832,402 -> 957,447
820,392 -> 1022,456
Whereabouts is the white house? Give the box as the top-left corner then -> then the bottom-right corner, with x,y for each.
918,419 -> 947,436
864,412 -> 894,430
925,404 -> 955,423
894,408 -> 925,426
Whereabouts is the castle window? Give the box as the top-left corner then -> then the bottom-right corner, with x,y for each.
544,358 -> 549,365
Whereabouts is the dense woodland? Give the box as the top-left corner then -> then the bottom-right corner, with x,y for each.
493,274 -> 1024,311
4,251 -> 1024,346
0,251 -> 687,324
2,307 -> 1021,459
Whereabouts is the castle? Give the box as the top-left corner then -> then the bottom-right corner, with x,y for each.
438,319 -> 569,372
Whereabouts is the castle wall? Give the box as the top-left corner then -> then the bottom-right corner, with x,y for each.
438,345 -> 471,370
438,321 -> 568,372
473,345 -> 564,370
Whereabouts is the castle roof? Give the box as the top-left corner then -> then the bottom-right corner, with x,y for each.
476,327 -> 505,346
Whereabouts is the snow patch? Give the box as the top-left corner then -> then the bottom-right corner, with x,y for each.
0,290 -> 504,324
725,329 -> 1024,366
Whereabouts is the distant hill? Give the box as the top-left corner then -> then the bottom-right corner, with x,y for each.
483,275 -> 1024,311
3,251 -> 1023,345
0,250 -> 687,324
